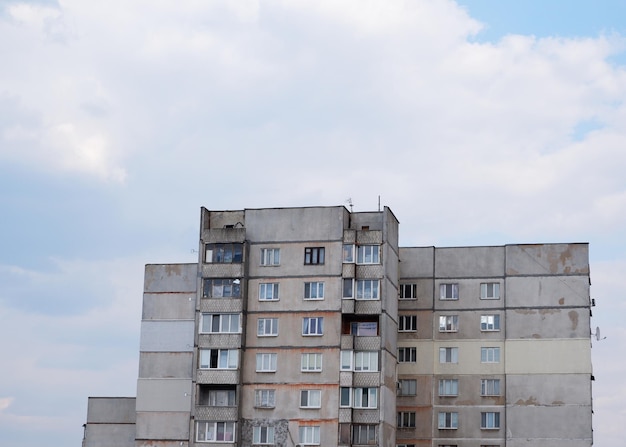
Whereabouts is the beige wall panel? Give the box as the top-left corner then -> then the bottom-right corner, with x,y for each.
506,275 -> 590,308
505,339 -> 592,374
433,341 -> 505,375
136,379 -> 192,412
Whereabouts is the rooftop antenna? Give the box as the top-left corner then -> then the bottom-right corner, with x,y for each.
378,195 -> 381,212
592,326 -> 606,341
346,198 -> 354,212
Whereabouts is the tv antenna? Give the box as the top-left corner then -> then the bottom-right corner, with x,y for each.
346,198 -> 354,212
592,326 -> 606,341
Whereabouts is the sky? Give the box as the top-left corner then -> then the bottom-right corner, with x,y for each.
1,0 -> 625,446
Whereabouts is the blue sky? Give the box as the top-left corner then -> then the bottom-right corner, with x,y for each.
1,1 -> 626,446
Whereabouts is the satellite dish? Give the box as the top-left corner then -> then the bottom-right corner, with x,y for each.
592,326 -> 606,341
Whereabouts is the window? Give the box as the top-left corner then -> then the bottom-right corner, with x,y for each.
343,278 -> 354,298
399,283 -> 417,299
199,349 -> 238,369
259,283 -> 279,301
302,317 -> 324,336
353,387 -> 378,408
356,279 -> 380,300
198,387 -> 236,406
439,347 -> 459,363
438,412 -> 458,429
397,412 -> 416,428
357,245 -> 380,264
304,282 -> 324,300
340,387 -> 351,407
298,426 -> 320,445
340,351 -> 353,371
352,424 -> 377,445
202,278 -> 241,298
398,347 -> 417,363
354,351 -> 378,371
200,313 -> 240,333
260,248 -> 280,266
481,347 -> 501,363
196,421 -> 235,442
343,244 -> 355,263
398,445 -> 416,447
481,315 -> 500,331
304,247 -> 325,265
481,282 -> 500,300
440,283 -> 459,300
301,353 -> 322,372
439,379 -> 458,396
398,379 -> 416,396
205,244 -> 243,264
399,315 -> 417,332
351,321 -> 378,336
253,426 -> 275,445
254,389 -> 275,408
481,379 -> 501,396
481,412 -> 500,429
256,353 -> 277,372
257,318 -> 278,336
439,315 -> 459,332
300,390 -> 321,408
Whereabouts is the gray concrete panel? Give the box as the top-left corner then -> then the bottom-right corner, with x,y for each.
245,206 -> 345,242
144,264 -> 197,293
135,412 -> 190,440
142,293 -> 195,320
506,307 -> 591,339
139,321 -> 194,352
435,246 -> 505,278
84,423 -> 135,447
87,397 -> 136,423
506,374 -> 592,406
138,352 -> 193,379
506,275 -> 590,308
399,247 -> 434,278
506,405 -> 592,440
136,379 -> 192,412
506,243 -> 589,276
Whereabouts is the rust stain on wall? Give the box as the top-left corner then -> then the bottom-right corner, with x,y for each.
515,396 -> 539,406
569,310 -> 579,329
558,297 -> 565,305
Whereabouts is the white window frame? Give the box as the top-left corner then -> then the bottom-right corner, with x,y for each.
256,353 -> 277,372
259,283 -> 279,301
254,389 -> 276,408
340,350 -> 353,371
399,315 -> 417,332
300,389 -> 322,408
202,388 -> 236,407
439,347 -> 459,364
257,318 -> 278,336
438,412 -> 458,429
481,282 -> 500,300
438,379 -> 459,396
196,421 -> 236,442
253,426 -> 275,445
200,313 -> 240,334
260,248 -> 280,266
353,387 -> 378,408
301,353 -> 323,372
354,351 -> 378,371
481,412 -> 500,429
397,411 -> 416,428
480,315 -> 500,331
304,282 -> 325,300
343,278 -> 354,299
439,315 -> 459,332
298,426 -> 320,445
199,349 -> 239,370
302,317 -> 324,336
352,424 -> 377,444
356,245 -> 380,264
398,347 -> 416,363
343,244 -> 355,263
356,279 -> 380,300
440,283 -> 459,300
340,387 -> 351,407
481,379 -> 501,396
481,347 -> 501,363
399,283 -> 417,299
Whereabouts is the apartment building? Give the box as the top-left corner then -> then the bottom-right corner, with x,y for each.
83,205 -> 593,447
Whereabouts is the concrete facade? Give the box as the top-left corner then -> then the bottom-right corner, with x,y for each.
83,206 -> 593,447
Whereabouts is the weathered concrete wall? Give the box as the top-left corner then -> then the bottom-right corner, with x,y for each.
84,397 -> 136,447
